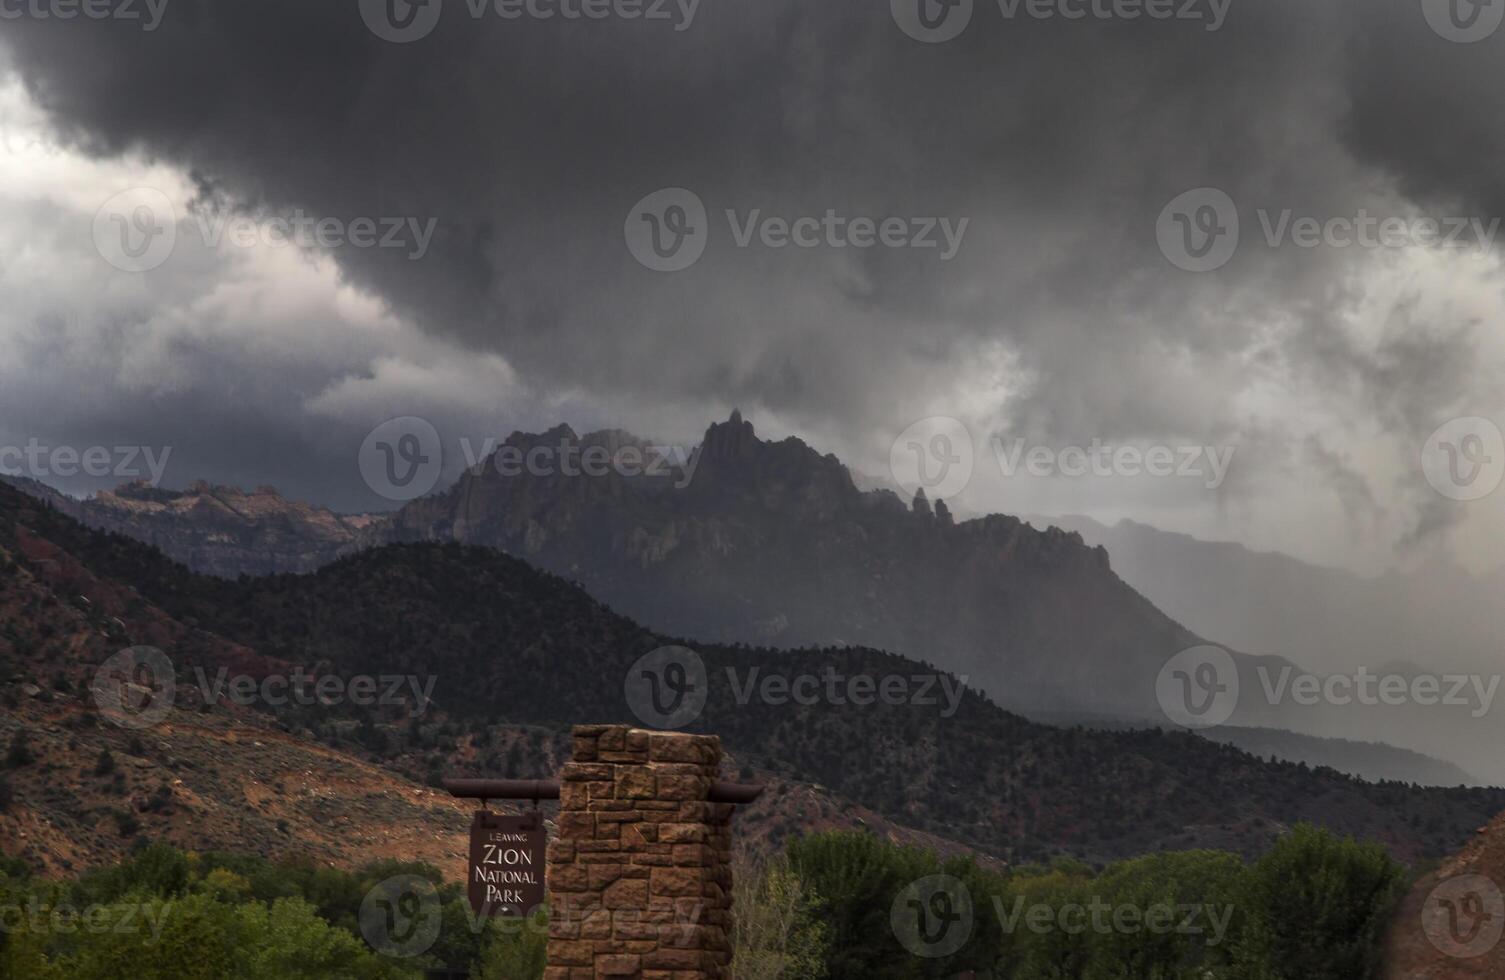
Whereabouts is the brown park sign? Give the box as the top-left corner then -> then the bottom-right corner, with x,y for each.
467,810 -> 547,918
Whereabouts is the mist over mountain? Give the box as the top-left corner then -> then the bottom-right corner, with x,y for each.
0,479 -> 958,878
1033,514 -> 1505,680
380,413 -> 1501,789
381,413 -> 1203,722
4,476 -> 1500,870
5,3 -> 1505,975
1019,513 -> 1505,782
12,412 -> 1498,786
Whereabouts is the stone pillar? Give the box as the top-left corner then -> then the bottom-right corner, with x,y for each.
545,725 -> 734,980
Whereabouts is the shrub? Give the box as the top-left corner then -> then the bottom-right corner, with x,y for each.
113,809 -> 141,837
787,830 -> 990,978
787,831 -> 932,977
786,825 -> 1402,980
732,850 -> 828,980
5,731 -> 34,768
1233,825 -> 1407,980
476,912 -> 550,980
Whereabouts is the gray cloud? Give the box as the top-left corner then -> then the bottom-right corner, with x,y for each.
0,0 -> 1501,557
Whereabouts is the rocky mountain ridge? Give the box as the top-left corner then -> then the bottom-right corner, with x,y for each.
8,419 -> 1489,788
0,481 -> 988,877
385,413 -> 1195,722
0,474 -> 376,577
7,478 -> 1503,868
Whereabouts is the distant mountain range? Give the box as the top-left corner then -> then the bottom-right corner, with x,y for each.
3,477 -> 1501,871
1029,514 -> 1505,784
4,417 -> 1211,720
383,413 -> 1208,724
0,480 -> 984,877
5,412 -> 1497,787
0,475 -> 374,576
1031,514 -> 1505,680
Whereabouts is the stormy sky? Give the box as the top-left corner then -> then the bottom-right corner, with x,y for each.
0,0 -> 1502,574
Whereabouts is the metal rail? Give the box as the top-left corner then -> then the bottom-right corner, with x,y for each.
442,778 -> 764,805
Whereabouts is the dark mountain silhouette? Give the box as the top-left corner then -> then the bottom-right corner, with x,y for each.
374,416 -> 1505,788
1198,727 -> 1473,787
0,482 -> 992,876
8,418 -> 1488,788
384,414 -> 1205,721
4,478 -> 1502,868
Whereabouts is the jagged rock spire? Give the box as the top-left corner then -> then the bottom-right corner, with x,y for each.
935,498 -> 954,526
912,488 -> 933,516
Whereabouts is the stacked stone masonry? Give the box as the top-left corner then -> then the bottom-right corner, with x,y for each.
545,725 -> 735,980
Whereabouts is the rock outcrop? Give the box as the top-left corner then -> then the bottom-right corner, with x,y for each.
383,412 -> 1184,718
6,414 -> 1198,718
1383,809 -> 1505,978
2,476 -> 377,577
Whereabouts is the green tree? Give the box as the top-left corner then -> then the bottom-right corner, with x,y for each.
42,892 -> 412,980
732,851 -> 829,980
73,841 -> 190,907
1232,824 -> 1406,980
236,897 -> 412,980
1077,850 -> 1247,980
787,831 -> 931,978
996,868 -> 1094,980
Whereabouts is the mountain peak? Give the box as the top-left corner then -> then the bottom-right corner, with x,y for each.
541,422 -> 580,443
700,409 -> 761,462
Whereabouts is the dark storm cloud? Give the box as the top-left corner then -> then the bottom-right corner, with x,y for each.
1343,1 -> 1505,221
0,0 -> 1500,540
